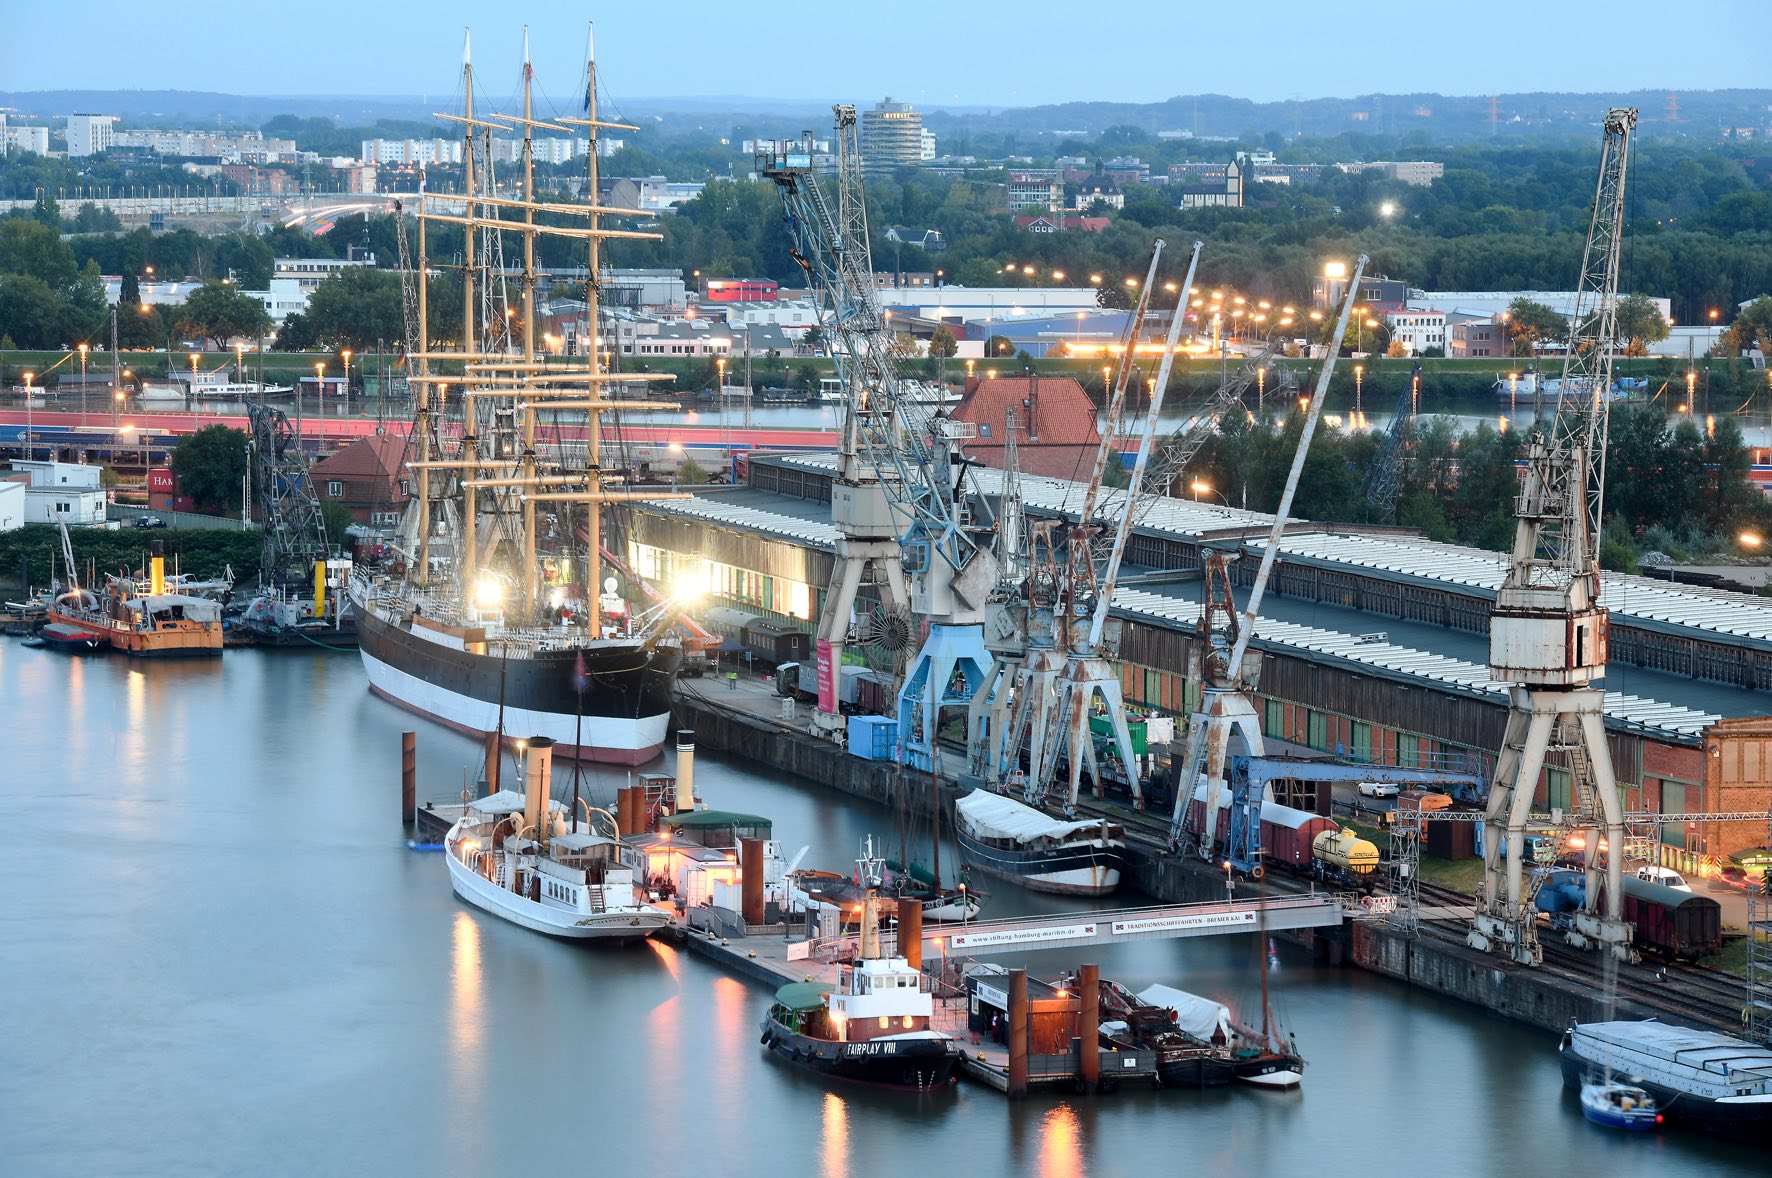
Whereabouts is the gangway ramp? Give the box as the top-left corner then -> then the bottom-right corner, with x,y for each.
928,893 -> 1347,954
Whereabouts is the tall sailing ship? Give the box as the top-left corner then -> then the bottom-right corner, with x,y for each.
350,27 -> 688,764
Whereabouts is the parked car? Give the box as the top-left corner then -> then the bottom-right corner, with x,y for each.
1633,865 -> 1692,892
1356,781 -> 1401,798
134,515 -> 166,529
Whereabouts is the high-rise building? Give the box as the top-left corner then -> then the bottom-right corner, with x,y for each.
64,114 -> 117,157
859,98 -> 923,174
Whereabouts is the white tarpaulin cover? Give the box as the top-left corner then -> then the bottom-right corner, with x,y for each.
1138,983 -> 1232,1043
469,790 -> 566,815
956,790 -> 1109,845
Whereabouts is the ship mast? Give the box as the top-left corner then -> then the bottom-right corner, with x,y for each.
582,23 -> 604,635
401,26 -> 684,634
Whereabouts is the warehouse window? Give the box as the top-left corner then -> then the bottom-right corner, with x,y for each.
1546,767 -> 1572,814
1397,732 -> 1419,769
1351,722 -> 1373,764
1306,710 -> 1328,751
1263,699 -> 1284,740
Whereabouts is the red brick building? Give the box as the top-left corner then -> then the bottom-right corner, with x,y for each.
308,434 -> 412,527
951,376 -> 1102,481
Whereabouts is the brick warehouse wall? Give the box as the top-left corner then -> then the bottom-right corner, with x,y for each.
1706,718 -> 1772,858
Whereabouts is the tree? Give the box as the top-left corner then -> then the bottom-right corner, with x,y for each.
675,456 -> 710,485
168,425 -> 249,513
297,266 -> 404,352
1613,293 -> 1669,356
318,498 -> 355,546
1501,298 -> 1566,357
928,324 -> 959,358
800,325 -> 825,353
175,281 -> 273,347
986,334 -> 1015,359
1722,296 -> 1772,360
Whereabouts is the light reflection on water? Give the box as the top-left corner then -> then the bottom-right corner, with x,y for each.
0,643 -> 1761,1177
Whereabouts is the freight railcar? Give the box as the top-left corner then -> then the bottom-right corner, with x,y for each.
1534,869 -> 1722,962
738,620 -> 810,667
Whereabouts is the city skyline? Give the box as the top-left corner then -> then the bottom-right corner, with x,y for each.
3,1 -> 1763,111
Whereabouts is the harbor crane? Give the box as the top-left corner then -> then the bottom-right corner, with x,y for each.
1358,361 -> 1421,519
1468,108 -> 1639,967
1014,240 -> 1203,815
1169,257 -> 1370,854
758,110 -> 1000,765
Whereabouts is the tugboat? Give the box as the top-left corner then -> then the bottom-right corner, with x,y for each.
443,737 -> 669,942
760,845 -> 961,1089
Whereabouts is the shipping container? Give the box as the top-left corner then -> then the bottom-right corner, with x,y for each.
847,715 -> 897,761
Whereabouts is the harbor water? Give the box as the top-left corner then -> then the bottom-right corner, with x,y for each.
2,646 -> 1761,1176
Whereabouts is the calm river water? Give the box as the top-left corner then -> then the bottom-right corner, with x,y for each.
2,646 -> 1760,1177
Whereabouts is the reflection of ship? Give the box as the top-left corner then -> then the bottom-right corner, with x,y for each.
954,790 -> 1123,896
348,27 -> 686,763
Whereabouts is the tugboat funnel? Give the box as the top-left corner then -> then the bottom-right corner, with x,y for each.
523,737 -> 555,838
150,540 -> 165,596
675,729 -> 695,813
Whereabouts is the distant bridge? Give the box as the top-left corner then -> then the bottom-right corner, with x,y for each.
923,893 -> 1349,954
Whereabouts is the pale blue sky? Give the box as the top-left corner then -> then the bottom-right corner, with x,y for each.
4,0 -> 1764,108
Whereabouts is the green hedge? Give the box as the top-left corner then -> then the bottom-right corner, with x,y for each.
0,525 -> 259,589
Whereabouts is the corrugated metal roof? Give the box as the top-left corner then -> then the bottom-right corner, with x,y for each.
1111,587 -> 1719,741
758,453 -> 1772,646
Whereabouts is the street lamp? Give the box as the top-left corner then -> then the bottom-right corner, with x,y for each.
1741,531 -> 1764,549
78,343 -> 89,426
22,371 -> 33,460
308,361 -> 322,444
235,341 -> 246,384
113,389 -> 124,431
189,352 -> 200,400
341,349 -> 352,414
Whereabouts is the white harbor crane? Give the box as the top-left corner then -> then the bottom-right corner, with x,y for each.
1468,108 -> 1639,967
758,111 -> 1000,765
1168,256 -> 1370,854
1013,241 -> 1204,815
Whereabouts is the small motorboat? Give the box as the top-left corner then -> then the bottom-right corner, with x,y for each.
1580,1076 -> 1662,1131
39,622 -> 105,653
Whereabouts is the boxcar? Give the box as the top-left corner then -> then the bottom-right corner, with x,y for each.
1618,875 -> 1722,962
1261,802 -> 1338,869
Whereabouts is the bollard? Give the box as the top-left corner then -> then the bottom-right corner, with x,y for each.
1079,963 -> 1100,1093
401,731 -> 416,828
1007,968 -> 1030,1098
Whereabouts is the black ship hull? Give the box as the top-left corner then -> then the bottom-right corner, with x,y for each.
760,1015 -> 959,1090
954,823 -> 1123,896
1560,1042 -> 1772,1142
1156,1051 -> 1238,1088
356,598 -> 677,764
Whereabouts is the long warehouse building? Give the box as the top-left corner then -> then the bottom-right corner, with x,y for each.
628,453 -> 1772,863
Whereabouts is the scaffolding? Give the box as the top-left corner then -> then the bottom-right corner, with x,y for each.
1750,885 -> 1772,1047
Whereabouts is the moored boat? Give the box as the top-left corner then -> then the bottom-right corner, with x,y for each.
38,622 -> 105,653
759,847 -> 960,1090
443,737 -> 670,942
953,790 -> 1123,896
1580,1077 -> 1662,1131
1560,1019 -> 1772,1141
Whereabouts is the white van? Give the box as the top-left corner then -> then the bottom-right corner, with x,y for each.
1633,865 -> 1692,892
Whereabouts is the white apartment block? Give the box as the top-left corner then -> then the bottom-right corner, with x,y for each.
0,115 -> 49,155
274,256 -> 374,294
64,114 -> 117,156
361,138 -> 465,166
111,129 -> 296,160
1384,310 -> 1447,355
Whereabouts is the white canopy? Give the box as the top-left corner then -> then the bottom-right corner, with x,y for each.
956,790 -> 1109,845
549,832 -> 616,851
125,593 -> 221,623
468,789 -> 565,815
1138,983 -> 1232,1043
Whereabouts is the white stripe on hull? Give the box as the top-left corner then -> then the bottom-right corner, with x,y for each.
361,647 -> 668,764
973,862 -> 1121,897
445,851 -> 669,942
